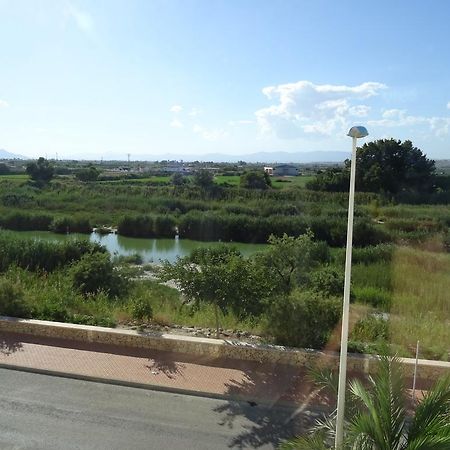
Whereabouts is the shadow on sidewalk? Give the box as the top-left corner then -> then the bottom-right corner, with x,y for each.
0,334 -> 23,355
145,358 -> 186,379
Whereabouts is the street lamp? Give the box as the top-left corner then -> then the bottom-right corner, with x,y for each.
335,126 -> 369,449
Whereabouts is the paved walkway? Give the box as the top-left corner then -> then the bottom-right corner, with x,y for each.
0,332 -> 323,408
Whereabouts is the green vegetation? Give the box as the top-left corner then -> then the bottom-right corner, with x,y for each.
307,139 -> 435,196
26,157 -> 54,184
240,170 -> 271,189
0,149 -> 449,361
75,165 -> 100,182
280,356 -> 450,449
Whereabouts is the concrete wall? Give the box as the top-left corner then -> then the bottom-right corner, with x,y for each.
1,316 -> 449,380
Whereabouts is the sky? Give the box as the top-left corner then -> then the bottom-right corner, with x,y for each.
0,0 -> 450,160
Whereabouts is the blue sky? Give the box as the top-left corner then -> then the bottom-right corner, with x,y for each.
1,0 -> 449,160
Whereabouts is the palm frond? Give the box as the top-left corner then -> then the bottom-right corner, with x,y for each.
406,375 -> 450,449
279,431 -> 331,450
348,356 -> 407,450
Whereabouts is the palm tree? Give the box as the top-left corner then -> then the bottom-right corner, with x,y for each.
280,356 -> 450,449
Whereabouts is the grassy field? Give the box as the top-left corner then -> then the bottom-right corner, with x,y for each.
0,174 -> 29,182
214,174 -> 315,188
350,245 -> 450,360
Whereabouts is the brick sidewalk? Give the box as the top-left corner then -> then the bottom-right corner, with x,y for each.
0,332 -> 322,408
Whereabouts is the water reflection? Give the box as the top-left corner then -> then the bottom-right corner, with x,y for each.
9,231 -> 266,264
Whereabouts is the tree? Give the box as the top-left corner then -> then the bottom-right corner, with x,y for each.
157,246 -> 269,337
76,166 -> 100,182
26,157 -> 54,184
171,172 -> 186,186
240,170 -> 271,189
354,139 -> 435,194
306,168 -> 349,192
0,163 -> 10,175
307,139 -> 435,195
255,232 -> 330,293
280,356 -> 450,449
193,169 -> 214,189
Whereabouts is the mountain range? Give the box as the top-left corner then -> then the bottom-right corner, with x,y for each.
0,148 -> 350,163
118,150 -> 351,163
0,149 -> 26,159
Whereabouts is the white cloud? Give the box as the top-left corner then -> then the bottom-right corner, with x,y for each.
255,80 -> 386,139
188,107 -> 201,117
170,105 -> 183,113
447,102 -> 450,110
349,105 -> 371,117
193,124 -> 228,141
368,109 -> 450,137
66,4 -> 94,34
0,99 -> 9,108
170,119 -> 184,128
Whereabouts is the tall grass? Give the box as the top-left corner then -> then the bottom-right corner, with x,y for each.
0,231 -> 105,272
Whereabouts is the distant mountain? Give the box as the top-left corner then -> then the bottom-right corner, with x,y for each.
0,149 -> 26,159
119,150 -> 350,163
199,151 -> 350,163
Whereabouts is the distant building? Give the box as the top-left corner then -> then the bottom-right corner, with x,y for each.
265,164 -> 299,176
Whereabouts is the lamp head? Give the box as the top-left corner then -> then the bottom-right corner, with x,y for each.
347,126 -> 369,139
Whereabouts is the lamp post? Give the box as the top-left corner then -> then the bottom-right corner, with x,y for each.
335,126 -> 369,449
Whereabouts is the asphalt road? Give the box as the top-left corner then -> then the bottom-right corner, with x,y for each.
0,368 -> 312,450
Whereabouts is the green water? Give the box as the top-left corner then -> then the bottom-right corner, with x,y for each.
8,231 -> 267,263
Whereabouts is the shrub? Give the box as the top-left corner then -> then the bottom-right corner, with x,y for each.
350,315 -> 389,342
70,253 -> 129,298
308,266 -> 344,297
32,297 -> 69,322
131,298 -> 154,322
70,314 -> 116,327
114,253 -> 143,265
267,290 -> 340,349
0,278 -> 30,317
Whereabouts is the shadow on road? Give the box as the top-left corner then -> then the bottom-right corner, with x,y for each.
213,362 -> 320,449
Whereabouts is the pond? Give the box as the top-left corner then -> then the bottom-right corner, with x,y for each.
9,231 -> 267,263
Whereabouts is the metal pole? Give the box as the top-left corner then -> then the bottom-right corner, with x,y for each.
412,340 -> 420,403
335,136 -> 357,449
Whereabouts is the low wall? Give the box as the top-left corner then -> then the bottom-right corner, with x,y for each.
1,316 -> 449,381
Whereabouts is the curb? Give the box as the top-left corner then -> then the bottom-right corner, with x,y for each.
0,362 -> 310,411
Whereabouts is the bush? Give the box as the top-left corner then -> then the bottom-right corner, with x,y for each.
308,266 -> 344,297
113,253 -> 143,265
350,315 -> 389,342
267,290 -> 340,349
70,253 -> 129,298
130,298 -> 154,322
0,278 -> 30,317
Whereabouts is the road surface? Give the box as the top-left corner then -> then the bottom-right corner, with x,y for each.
0,368 -> 312,449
